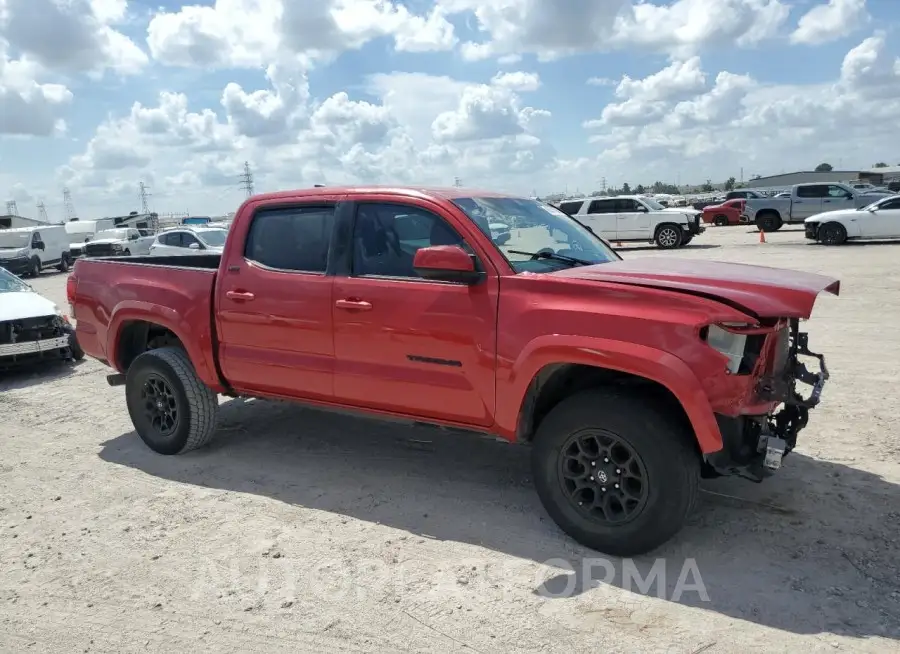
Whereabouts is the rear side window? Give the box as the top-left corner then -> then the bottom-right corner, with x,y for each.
614,199 -> 641,212
797,185 -> 827,198
245,206 -> 334,273
586,199 -> 616,214
558,201 -> 583,216
160,232 -> 182,246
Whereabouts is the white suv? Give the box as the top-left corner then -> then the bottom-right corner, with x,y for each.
557,195 -> 703,248
148,227 -> 228,256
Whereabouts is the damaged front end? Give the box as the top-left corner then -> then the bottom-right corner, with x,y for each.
705,318 -> 829,482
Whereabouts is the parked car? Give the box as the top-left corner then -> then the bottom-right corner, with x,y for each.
557,195 -> 704,248
805,194 -> 900,245
0,266 -> 82,370
65,219 -> 117,259
725,190 -> 764,200
149,227 -> 228,256
701,199 -> 747,226
83,228 -> 154,257
0,225 -> 72,277
68,185 -> 838,556
744,182 -> 892,232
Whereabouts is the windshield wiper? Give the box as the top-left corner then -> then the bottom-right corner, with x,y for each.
508,249 -> 592,266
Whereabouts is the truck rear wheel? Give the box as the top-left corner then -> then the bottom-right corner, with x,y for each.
125,346 -> 219,455
755,212 -> 782,232
531,390 -> 700,556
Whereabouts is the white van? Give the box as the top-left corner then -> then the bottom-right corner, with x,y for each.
65,219 -> 116,258
0,225 -> 72,277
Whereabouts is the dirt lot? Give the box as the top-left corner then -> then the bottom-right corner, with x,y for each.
2,225 -> 898,653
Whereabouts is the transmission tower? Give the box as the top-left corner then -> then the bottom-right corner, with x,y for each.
240,162 -> 254,197
37,202 -> 49,222
5,200 -> 18,216
63,187 -> 76,221
139,181 -> 151,214
453,176 -> 462,188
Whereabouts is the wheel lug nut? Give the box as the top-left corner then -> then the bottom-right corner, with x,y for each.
614,483 -> 619,489
616,469 -> 621,474
601,487 -> 606,492
590,461 -> 595,466
604,458 -> 610,463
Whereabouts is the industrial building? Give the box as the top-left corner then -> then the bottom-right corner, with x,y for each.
744,170 -> 864,189
0,214 -> 52,229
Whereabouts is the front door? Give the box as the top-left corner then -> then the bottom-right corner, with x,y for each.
332,200 -> 499,427
216,202 -> 338,400
822,185 -> 855,212
580,198 -> 618,240
614,198 -> 652,239
865,197 -> 900,238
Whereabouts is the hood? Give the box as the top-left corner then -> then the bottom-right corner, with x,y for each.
663,207 -> 700,216
87,238 -> 123,245
0,289 -> 59,322
551,257 -> 839,319
0,247 -> 28,259
805,209 -> 860,223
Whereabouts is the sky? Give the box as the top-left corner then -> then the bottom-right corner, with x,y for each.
1,0 -> 898,220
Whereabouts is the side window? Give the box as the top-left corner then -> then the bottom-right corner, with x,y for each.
880,198 -> 900,211
586,199 -> 616,214
244,206 -> 334,273
797,185 -> 827,198
352,203 -> 464,279
614,199 -> 641,212
827,185 -> 849,198
161,232 -> 180,246
31,231 -> 41,246
181,233 -> 200,248
558,201 -> 583,216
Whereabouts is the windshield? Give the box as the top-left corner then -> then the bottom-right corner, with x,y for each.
0,232 -> 30,249
0,266 -> 29,291
452,197 -> 619,273
95,229 -> 130,240
639,197 -> 666,211
197,229 -> 227,247
860,196 -> 892,211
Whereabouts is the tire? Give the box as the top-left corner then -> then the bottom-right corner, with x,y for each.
57,254 -> 70,272
713,215 -> 729,227
681,235 -> 693,246
67,329 -> 84,361
654,224 -> 683,249
755,212 -> 781,233
125,346 -> 219,455
819,222 -> 847,246
531,390 -> 700,556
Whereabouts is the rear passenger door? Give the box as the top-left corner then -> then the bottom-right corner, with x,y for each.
614,198 -> 651,240
793,185 -> 825,219
579,199 -> 618,239
216,202 -> 338,400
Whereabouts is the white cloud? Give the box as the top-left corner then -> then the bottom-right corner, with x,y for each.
439,0 -> 791,61
0,0 -> 147,76
790,0 -> 870,46
490,71 -> 541,92
0,45 -> 72,136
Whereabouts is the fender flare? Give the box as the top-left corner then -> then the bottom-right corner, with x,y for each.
106,301 -> 223,391
499,335 -> 722,453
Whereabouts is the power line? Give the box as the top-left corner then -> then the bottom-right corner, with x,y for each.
139,181 -> 151,214
5,200 -> 18,216
37,202 -> 48,222
239,161 -> 254,198
63,187 -> 76,221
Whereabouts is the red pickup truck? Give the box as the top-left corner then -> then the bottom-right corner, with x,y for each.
68,186 -> 839,556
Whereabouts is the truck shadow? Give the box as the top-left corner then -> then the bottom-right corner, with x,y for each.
99,397 -> 900,641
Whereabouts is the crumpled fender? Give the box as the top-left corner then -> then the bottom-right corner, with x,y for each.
497,334 -> 722,453
107,300 -> 224,392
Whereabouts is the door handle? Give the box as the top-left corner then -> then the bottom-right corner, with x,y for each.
225,290 -> 255,301
335,299 -> 372,311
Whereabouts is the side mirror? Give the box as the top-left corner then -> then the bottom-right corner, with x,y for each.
34,241 -> 45,250
637,205 -> 648,212
867,206 -> 877,212
845,193 -> 854,199
412,245 -> 482,284
188,242 -> 201,250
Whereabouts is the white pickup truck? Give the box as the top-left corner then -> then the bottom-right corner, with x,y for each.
82,227 -> 155,258
744,182 -> 892,232
556,195 -> 704,248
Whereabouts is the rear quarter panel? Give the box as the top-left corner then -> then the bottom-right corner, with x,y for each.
72,259 -> 222,390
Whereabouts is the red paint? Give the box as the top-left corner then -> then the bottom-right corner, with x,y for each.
412,245 -> 475,272
702,199 -> 745,225
71,186 -> 840,456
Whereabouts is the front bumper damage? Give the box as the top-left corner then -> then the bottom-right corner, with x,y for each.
705,320 -> 828,482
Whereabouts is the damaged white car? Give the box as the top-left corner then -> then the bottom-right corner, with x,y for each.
0,267 -> 83,370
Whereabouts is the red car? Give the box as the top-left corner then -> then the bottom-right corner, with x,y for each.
68,185 -> 838,556
702,199 -> 748,226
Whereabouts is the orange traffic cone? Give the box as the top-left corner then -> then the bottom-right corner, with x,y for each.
759,229 -> 766,243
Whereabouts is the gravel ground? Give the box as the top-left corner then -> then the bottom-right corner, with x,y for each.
1,225 -> 898,653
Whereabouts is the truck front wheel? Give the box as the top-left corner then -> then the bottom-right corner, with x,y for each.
125,346 -> 219,455
531,390 -> 700,556
756,213 -> 782,232
654,224 -> 683,249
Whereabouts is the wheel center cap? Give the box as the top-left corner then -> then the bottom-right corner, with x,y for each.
156,399 -> 165,411
596,470 -> 609,484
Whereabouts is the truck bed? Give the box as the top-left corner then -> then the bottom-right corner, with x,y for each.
70,255 -> 219,379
